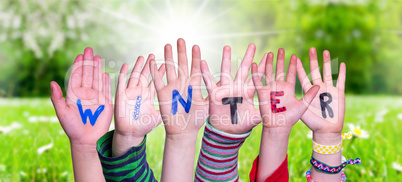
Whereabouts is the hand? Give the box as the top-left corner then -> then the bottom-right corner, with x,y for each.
150,38 -> 208,136
151,38 -> 208,182
200,44 -> 264,134
251,49 -> 319,133
113,54 -> 165,156
51,47 -> 113,147
297,48 -> 346,138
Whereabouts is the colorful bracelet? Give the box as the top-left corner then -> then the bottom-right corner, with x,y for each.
312,132 -> 353,155
305,168 -> 347,182
310,156 -> 361,174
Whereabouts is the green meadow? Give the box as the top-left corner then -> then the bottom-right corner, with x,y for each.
0,96 -> 401,181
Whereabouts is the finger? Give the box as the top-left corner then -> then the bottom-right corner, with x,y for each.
150,60 -> 165,91
139,54 -> 154,87
117,64 -> 128,93
190,45 -> 201,85
50,81 -> 67,116
300,85 -> 320,127
82,47 -> 94,88
69,54 -> 83,88
234,43 -> 256,83
148,64 -> 166,103
127,56 -> 145,88
297,58 -> 312,93
247,53 -> 267,86
336,62 -> 346,91
322,50 -> 333,85
309,47 -> 322,84
92,55 -> 103,91
200,60 -> 217,94
102,73 -> 112,104
286,54 -> 297,86
275,48 -> 285,81
265,52 -> 274,84
164,44 -> 177,83
220,45 -> 232,85
251,63 -> 263,88
177,38 -> 189,80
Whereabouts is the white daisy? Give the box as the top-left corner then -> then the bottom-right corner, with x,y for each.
36,168 -> 47,173
348,124 -> 369,138
37,142 -> 54,155
397,113 -> 402,120
392,162 -> 402,172
0,122 -> 22,134
306,131 -> 313,139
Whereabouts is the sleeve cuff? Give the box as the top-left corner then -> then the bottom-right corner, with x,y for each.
249,155 -> 289,182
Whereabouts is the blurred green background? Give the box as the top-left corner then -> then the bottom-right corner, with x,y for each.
0,0 -> 401,181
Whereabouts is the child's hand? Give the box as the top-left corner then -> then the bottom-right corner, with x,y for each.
50,47 -> 112,181
296,48 -> 346,138
113,54 -> 165,157
150,38 -> 208,181
200,44 -> 264,134
251,49 -> 319,133
51,47 -> 113,147
297,48 -> 347,182
150,38 -> 208,136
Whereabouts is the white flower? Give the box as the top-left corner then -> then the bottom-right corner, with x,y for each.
37,143 -> 54,155
348,124 -> 369,138
61,171 -> 68,177
397,113 -> 402,120
36,168 -> 47,173
0,164 -> 5,172
19,171 -> 26,176
392,162 -> 402,172
0,122 -> 22,134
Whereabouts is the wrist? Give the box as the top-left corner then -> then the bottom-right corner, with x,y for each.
114,130 -> 145,146
70,142 -> 98,156
312,132 -> 342,145
166,132 -> 198,143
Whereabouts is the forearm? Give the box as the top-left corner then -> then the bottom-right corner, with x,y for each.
311,132 -> 342,181
161,133 -> 198,181
71,142 -> 106,182
256,128 -> 290,182
195,121 -> 251,182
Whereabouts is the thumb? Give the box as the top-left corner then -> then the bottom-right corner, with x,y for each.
300,85 -> 320,110
50,81 -> 68,115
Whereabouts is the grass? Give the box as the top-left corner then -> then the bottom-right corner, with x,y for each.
0,96 -> 401,181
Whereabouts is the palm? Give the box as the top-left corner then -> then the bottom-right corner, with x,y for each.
114,55 -> 165,137
297,48 -> 346,133
150,39 -> 208,135
51,47 -> 113,146
252,50 -> 319,131
201,44 -> 267,134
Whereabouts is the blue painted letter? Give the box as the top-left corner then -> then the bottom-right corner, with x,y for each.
77,99 -> 105,126
133,96 -> 142,120
171,85 -> 193,115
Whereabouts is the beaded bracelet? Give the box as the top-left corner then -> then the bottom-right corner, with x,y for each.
310,156 -> 361,174
305,168 -> 347,182
312,132 -> 353,155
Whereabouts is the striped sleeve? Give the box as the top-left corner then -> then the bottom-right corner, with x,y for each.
195,119 -> 252,182
96,130 -> 157,182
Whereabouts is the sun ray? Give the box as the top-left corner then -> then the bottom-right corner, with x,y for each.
144,0 -> 169,28
192,3 -> 239,30
94,6 -> 164,34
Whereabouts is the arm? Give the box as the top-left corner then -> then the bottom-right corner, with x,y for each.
195,119 -> 251,181
50,47 -> 113,182
149,39 -> 208,181
251,49 -> 319,181
100,54 -> 165,181
198,44 -> 266,181
296,48 -> 346,181
97,131 -> 156,182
